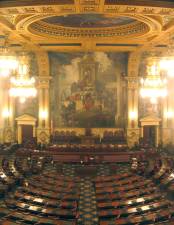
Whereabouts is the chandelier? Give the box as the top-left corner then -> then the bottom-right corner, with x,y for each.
9,54 -> 37,103
140,58 -> 167,104
0,37 -> 18,77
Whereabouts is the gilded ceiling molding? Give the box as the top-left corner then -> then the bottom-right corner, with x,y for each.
0,0 -> 174,8
14,13 -> 162,40
0,4 -> 174,16
29,21 -> 149,39
0,16 -> 15,29
135,20 -> 174,53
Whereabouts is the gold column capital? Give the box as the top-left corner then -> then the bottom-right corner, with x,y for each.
37,76 -> 51,89
126,76 -> 139,89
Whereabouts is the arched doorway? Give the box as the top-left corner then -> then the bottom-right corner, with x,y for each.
15,114 -> 37,144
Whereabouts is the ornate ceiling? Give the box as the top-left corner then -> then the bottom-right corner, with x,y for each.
0,0 -> 174,52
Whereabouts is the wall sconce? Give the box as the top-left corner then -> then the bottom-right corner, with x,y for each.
39,110 -> 48,128
129,111 -> 137,120
165,111 -> 173,119
39,110 -> 48,120
129,111 -> 137,128
2,108 -> 10,118
2,108 -> 10,126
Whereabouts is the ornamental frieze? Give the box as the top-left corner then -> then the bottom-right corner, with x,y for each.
0,5 -> 174,16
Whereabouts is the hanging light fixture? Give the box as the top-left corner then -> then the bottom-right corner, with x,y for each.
0,35 -> 18,77
9,53 -> 37,103
140,57 -> 167,104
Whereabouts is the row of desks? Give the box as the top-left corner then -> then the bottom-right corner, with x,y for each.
17,148 -> 151,163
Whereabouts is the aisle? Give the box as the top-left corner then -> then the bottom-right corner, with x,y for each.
59,162 -> 131,225
78,177 -> 98,225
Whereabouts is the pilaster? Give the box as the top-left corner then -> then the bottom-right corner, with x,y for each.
17,125 -> 22,144
36,51 -> 51,144
1,79 -> 15,143
126,52 -> 141,147
37,76 -> 51,143
127,76 -> 139,129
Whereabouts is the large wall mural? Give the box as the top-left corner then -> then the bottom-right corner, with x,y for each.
49,52 -> 128,128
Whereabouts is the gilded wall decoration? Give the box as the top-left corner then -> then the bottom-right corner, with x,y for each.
4,128 -> 13,143
50,52 -> 127,128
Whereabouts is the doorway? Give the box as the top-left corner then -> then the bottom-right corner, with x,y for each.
140,116 -> 161,147
21,125 -> 33,143
15,114 -> 37,144
143,125 -> 156,146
